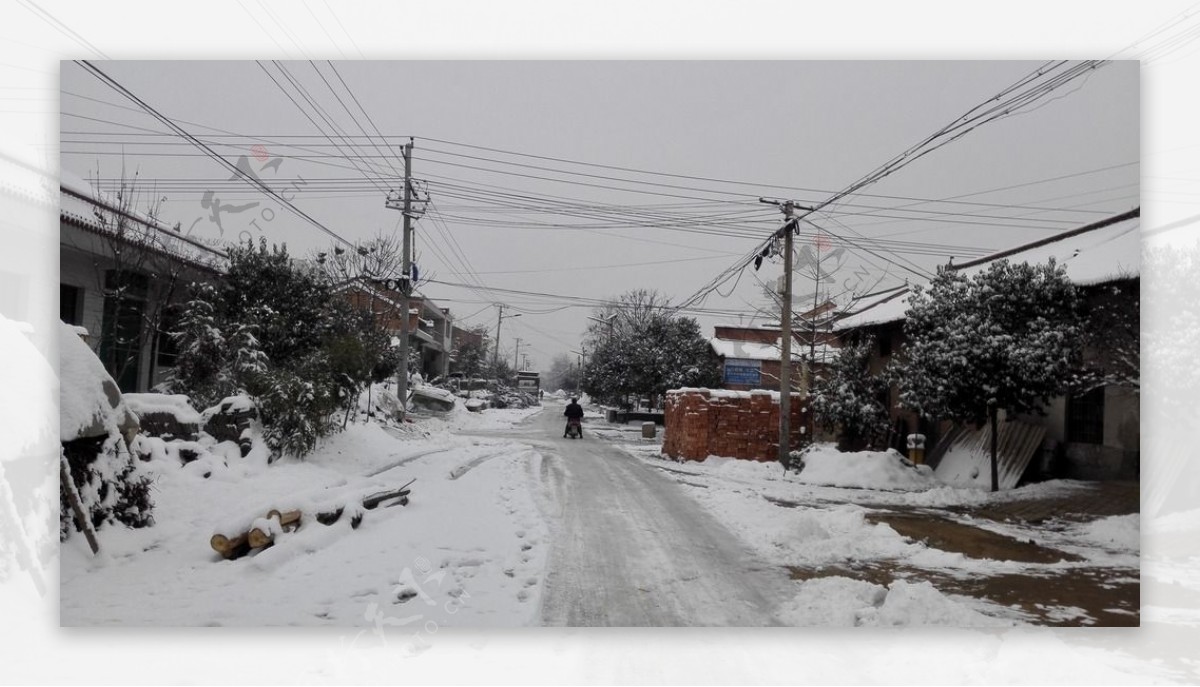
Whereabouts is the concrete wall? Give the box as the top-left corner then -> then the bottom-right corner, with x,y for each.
1030,385 -> 1140,480
662,388 -> 809,462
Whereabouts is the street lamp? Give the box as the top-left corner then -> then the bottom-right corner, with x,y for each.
587,313 -> 618,343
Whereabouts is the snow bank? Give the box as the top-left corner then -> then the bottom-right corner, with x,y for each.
778,576 -> 1017,627
1071,514 -> 1140,552
58,321 -> 137,442
793,445 -> 940,491
124,393 -> 202,424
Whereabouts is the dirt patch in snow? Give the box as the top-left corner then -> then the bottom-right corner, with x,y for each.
866,512 -> 1082,564
788,563 -> 1138,627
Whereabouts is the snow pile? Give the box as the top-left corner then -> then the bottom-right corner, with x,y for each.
1071,514 -> 1139,552
124,393 -> 203,424
698,455 -> 787,481
778,576 -> 1016,627
793,445 -> 940,491
58,321 -> 137,442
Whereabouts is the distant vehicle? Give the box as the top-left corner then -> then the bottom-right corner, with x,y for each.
516,371 -> 540,395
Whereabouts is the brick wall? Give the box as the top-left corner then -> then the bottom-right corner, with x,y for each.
662,388 -> 809,462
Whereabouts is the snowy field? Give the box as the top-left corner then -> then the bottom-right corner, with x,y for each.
619,441 -> 1142,627
60,406 -> 549,628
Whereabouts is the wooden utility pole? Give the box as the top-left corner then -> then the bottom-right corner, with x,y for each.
759,198 -> 813,467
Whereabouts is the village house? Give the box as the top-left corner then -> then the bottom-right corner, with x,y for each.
708,302 -> 840,393
59,177 -> 226,393
333,279 -> 454,381
832,208 -> 1140,481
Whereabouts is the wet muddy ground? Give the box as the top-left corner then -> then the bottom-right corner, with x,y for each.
785,482 -> 1141,626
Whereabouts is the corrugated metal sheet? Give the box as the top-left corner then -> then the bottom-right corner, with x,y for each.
932,420 -> 1046,490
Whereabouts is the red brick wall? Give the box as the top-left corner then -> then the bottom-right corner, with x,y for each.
662,389 -> 809,462
714,325 -> 780,345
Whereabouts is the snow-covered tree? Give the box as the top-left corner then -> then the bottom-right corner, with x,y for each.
892,258 -> 1083,491
810,336 -> 890,451
220,238 -> 333,365
1075,277 -> 1139,393
581,292 -> 719,407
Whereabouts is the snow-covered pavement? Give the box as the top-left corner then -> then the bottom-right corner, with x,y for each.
522,406 -> 788,626
60,406 -> 549,628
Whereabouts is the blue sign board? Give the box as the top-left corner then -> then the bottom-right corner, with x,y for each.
724,359 -> 761,386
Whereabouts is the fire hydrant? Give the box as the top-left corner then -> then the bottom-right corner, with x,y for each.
907,433 -> 926,465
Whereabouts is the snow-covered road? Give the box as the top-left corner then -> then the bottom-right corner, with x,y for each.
518,407 -> 789,626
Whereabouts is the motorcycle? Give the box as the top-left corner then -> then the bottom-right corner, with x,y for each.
564,417 -> 582,439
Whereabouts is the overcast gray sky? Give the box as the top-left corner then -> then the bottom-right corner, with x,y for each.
60,60 -> 1139,370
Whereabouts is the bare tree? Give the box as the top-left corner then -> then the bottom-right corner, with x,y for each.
86,166 -> 202,390
314,228 -> 407,285
584,288 -> 671,349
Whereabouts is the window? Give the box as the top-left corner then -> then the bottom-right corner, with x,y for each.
100,270 -> 149,392
878,334 -> 893,357
1066,387 -> 1105,445
60,284 -> 82,325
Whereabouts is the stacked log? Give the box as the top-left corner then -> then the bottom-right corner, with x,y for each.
209,480 -> 415,560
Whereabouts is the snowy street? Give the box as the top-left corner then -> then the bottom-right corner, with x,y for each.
59,396 -> 1144,630
521,403 -> 788,626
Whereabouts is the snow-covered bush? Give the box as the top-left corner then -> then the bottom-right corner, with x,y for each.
166,238 -> 401,459
256,357 -> 337,459
810,336 -> 890,450
61,436 -> 154,539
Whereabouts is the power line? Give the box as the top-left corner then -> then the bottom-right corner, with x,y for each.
72,60 -> 354,248
675,60 -> 1111,312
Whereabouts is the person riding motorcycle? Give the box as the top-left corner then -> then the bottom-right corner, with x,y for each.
563,397 -> 584,438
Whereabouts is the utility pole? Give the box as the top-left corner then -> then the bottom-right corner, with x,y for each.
808,227 -> 823,441
760,197 -> 814,467
522,353 -> 530,371
493,305 -> 521,373
493,304 -> 506,369
514,337 -> 523,370
386,140 -> 416,419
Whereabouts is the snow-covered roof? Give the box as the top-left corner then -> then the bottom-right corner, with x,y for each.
953,209 -> 1139,285
710,337 -> 803,362
833,287 -> 914,331
60,175 -> 228,272
834,209 -> 1140,331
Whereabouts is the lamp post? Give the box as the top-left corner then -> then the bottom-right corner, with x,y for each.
587,313 -> 618,343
